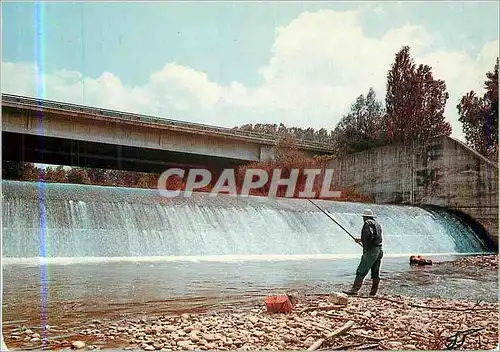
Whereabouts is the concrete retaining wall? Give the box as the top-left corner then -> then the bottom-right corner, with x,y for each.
327,136 -> 498,248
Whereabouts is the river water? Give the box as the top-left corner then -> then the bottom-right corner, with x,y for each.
3,254 -> 498,332
2,181 -> 497,344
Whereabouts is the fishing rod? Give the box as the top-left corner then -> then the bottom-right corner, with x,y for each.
308,199 -> 362,247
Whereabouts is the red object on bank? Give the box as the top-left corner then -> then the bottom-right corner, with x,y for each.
264,295 -> 294,313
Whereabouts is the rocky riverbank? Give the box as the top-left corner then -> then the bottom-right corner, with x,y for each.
3,254 -> 498,351
5,292 -> 498,351
448,253 -> 498,269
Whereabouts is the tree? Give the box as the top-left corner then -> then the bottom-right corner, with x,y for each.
332,87 -> 386,154
2,161 -> 24,179
136,173 -> 158,189
87,168 -> 109,185
385,46 -> 451,143
231,123 -> 335,145
44,165 -> 68,183
457,58 -> 498,160
21,163 -> 42,181
273,134 -> 302,163
66,167 -> 91,184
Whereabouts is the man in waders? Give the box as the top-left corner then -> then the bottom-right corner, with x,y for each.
343,209 -> 383,296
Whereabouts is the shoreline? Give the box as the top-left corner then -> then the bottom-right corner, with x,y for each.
5,294 -> 498,351
2,251 -> 489,266
3,254 -> 498,351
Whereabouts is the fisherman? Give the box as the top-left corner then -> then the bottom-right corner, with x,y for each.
343,209 -> 383,296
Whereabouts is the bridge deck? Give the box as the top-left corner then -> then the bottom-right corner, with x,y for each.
2,93 -> 335,154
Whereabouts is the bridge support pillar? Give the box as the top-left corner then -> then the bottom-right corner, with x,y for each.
259,145 -> 275,161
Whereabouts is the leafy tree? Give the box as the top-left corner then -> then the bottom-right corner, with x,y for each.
385,46 -> 451,143
136,174 -> 151,189
21,163 -> 42,181
44,165 -> 68,183
457,58 -> 498,160
332,87 -> 386,154
87,168 -> 109,184
2,161 -> 24,179
232,123 -> 335,145
273,134 -> 302,163
103,169 -> 122,186
66,167 -> 91,184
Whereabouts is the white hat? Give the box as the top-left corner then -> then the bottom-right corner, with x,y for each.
362,209 -> 375,218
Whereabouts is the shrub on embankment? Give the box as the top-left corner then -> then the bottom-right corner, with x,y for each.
232,136 -> 372,202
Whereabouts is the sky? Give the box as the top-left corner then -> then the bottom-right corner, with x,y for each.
2,1 -> 499,142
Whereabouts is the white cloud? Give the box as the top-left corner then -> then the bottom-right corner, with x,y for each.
418,41 -> 499,137
2,9 -> 498,140
373,6 -> 385,15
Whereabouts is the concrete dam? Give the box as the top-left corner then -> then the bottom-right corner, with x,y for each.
2,180 -> 490,260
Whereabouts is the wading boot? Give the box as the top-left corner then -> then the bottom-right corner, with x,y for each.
343,275 -> 364,296
369,278 -> 380,296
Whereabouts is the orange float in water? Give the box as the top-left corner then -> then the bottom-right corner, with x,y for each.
264,294 -> 294,313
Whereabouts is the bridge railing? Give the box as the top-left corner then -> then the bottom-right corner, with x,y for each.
2,93 -> 335,152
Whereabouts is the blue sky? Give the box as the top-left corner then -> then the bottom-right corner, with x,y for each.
2,1 -> 499,140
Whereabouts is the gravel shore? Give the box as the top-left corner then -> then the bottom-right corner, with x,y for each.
6,293 -> 498,351
448,254 -> 498,269
4,254 -> 498,351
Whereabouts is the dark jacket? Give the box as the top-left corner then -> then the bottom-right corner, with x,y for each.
361,218 -> 382,250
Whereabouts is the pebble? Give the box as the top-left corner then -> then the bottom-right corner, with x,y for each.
202,333 -> 216,342
164,325 -> 176,333
403,344 -> 418,350
303,337 -> 315,348
177,340 -> 192,348
153,342 -> 164,350
328,292 -> 349,306
248,316 -> 259,324
71,340 -> 86,349
387,341 -> 404,348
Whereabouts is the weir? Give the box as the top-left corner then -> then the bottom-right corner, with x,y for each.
2,180 -> 489,259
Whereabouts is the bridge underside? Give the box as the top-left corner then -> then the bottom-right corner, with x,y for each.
3,132 -> 250,174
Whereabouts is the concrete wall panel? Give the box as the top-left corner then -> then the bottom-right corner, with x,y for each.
327,136 -> 498,245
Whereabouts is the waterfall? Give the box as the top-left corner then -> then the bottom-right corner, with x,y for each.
2,180 -> 488,259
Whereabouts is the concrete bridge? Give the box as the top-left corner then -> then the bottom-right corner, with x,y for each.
2,94 -> 334,173
326,135 -> 499,250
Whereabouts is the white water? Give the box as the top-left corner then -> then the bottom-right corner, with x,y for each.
2,252 -> 487,266
2,180 -> 488,259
